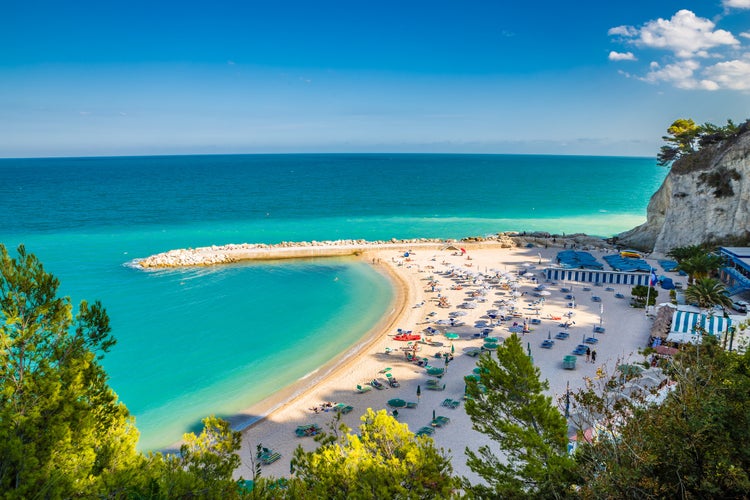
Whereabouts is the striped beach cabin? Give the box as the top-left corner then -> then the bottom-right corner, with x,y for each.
665,310 -> 731,344
544,267 -> 652,286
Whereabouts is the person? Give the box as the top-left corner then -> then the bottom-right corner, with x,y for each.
392,409 -> 399,419
591,350 -> 597,363
586,347 -> 591,362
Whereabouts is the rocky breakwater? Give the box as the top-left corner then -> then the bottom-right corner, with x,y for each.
619,124 -> 750,254
135,236 -> 518,269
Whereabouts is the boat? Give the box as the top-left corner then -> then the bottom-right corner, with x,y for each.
394,334 -> 421,341
620,250 -> 642,259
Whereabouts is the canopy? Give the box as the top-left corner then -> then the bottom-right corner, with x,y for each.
671,311 -> 731,336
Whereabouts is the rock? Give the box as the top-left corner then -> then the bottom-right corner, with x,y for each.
619,125 -> 750,253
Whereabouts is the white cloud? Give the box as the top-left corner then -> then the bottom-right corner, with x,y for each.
703,56 -> 750,90
611,9 -> 738,58
608,51 -> 637,61
740,31 -> 750,39
642,60 -> 719,90
608,25 -> 637,37
723,0 -> 750,9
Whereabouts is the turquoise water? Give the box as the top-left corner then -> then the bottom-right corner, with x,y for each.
0,153 -> 666,449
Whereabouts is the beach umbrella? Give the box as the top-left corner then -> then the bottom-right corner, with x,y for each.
388,398 -> 407,408
451,343 -> 455,354
527,342 -> 531,356
433,409 -> 436,421
548,331 -> 552,340
539,290 -> 551,296
565,381 -> 571,418
417,385 -> 421,402
445,332 -> 459,340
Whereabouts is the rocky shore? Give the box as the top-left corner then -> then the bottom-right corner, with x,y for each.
134,232 -> 612,269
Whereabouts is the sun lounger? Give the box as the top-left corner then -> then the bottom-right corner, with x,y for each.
356,384 -> 372,393
379,367 -> 391,374
593,326 -> 605,334
572,345 -> 588,355
370,378 -> 386,390
541,339 -> 554,349
555,332 -> 569,340
441,398 -> 460,409
416,426 -> 435,437
333,403 -> 353,414
405,401 -> 418,409
615,293 -> 625,299
426,383 -> 446,391
386,374 -> 400,388
431,416 -> 451,427
295,424 -> 321,437
592,296 -> 601,302
465,348 -> 481,357
257,447 -> 282,465
584,337 -> 599,344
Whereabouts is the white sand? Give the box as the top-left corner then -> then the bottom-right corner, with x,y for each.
233,243 -> 653,480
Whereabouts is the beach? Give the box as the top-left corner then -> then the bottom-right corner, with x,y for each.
206,238 -> 658,480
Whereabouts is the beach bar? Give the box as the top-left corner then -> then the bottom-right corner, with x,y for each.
543,268 -> 652,286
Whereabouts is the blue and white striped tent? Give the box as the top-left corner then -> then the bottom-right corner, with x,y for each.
670,311 -> 731,336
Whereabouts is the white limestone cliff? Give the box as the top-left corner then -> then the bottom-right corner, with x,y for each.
618,126 -> 750,254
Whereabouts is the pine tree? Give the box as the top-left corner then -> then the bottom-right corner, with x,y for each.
463,334 -> 576,498
0,244 -> 139,497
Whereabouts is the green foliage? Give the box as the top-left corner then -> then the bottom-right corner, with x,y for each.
630,285 -> 657,308
684,277 -> 732,309
285,408 -> 457,499
573,338 -> 750,497
0,245 -> 249,499
657,118 -> 744,167
677,252 -> 726,284
0,244 -> 138,497
666,244 -> 710,263
463,334 -> 577,498
698,166 -> 742,198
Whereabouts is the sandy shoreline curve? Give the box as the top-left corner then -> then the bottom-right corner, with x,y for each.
137,233 -> 660,481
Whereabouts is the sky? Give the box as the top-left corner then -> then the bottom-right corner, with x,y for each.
2,0 -> 750,158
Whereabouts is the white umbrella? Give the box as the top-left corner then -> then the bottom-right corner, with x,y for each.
539,290 -> 552,296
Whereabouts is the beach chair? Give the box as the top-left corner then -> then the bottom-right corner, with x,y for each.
333,403 -> 353,414
572,345 -> 588,356
370,378 -> 386,390
555,332 -> 569,340
431,416 -> 451,427
441,398 -> 460,409
356,384 -> 372,393
257,448 -> 282,465
295,424 -> 321,437
405,401 -> 418,409
593,326 -> 606,334
584,337 -> 599,344
541,339 -> 554,349
426,382 -> 446,391
416,426 -> 435,437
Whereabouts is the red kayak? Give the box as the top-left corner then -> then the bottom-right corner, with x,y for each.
394,334 -> 421,341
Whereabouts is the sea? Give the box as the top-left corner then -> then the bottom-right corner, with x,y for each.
0,153 -> 666,449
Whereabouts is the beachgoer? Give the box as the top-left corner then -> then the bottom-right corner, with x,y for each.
586,347 -> 591,362
591,350 -> 597,363
393,410 -> 399,419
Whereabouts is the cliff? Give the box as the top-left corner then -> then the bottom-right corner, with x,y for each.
618,125 -> 750,254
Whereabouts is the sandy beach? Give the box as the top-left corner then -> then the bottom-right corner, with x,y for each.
222,239 -> 657,480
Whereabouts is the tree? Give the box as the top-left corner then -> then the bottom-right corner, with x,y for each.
0,244 -> 140,497
572,338 -> 750,497
463,334 -> 577,498
666,244 -> 707,264
657,118 -> 700,166
684,277 -> 732,310
0,245 -> 250,499
677,253 -> 725,284
630,284 -> 657,308
286,409 -> 457,499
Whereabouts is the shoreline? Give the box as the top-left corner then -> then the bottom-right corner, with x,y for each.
216,255 -> 412,437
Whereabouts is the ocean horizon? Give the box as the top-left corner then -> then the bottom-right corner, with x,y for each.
0,153 -> 666,449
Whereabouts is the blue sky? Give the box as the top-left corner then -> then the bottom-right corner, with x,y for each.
2,0 -> 749,158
